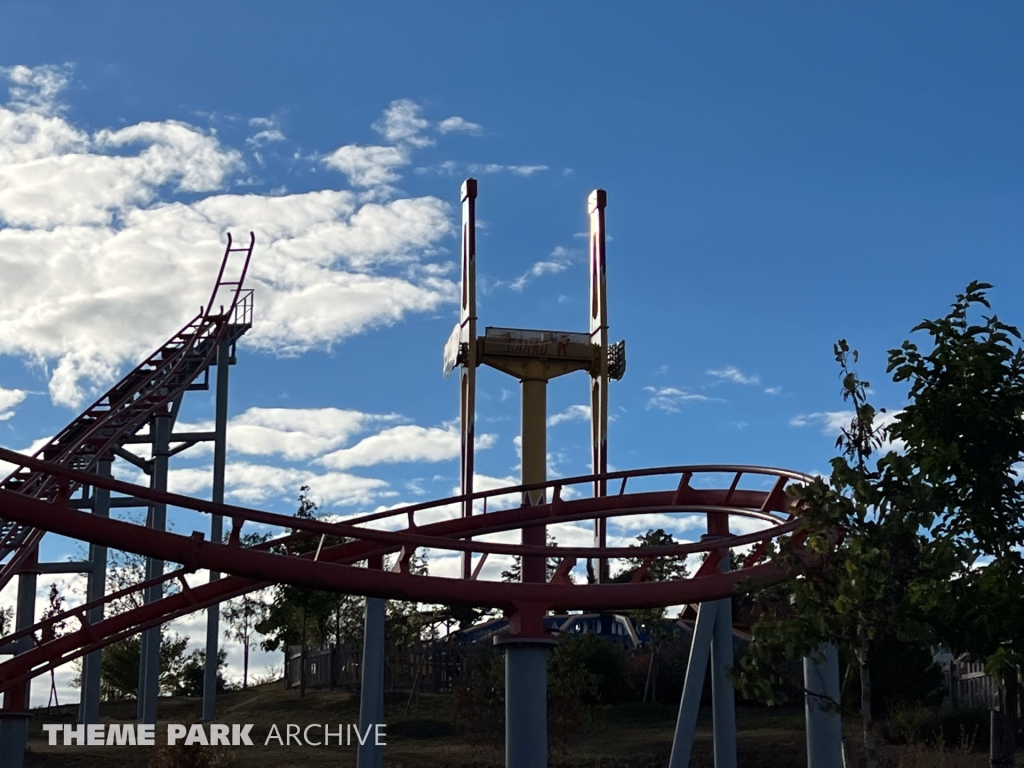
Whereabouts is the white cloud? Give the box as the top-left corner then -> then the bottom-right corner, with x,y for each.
789,410 -> 853,432
0,68 -> 457,408
168,461 -> 388,508
510,246 -> 573,291
246,129 -> 285,148
764,386 -> 781,395
319,424 -> 496,471
416,160 -> 548,178
548,404 -> 591,427
790,409 -> 904,453
0,436 -> 52,480
643,386 -> 719,413
467,163 -> 547,177
507,165 -> 548,176
0,119 -> 243,230
139,411 -> 499,508
0,387 -> 27,420
437,116 -> 483,135
509,435 -> 568,480
373,99 -> 433,148
707,366 -> 760,385
0,64 -> 72,115
321,144 -> 409,188
225,407 -> 401,460
468,472 -> 522,512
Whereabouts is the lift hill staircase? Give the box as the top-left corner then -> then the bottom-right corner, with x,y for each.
0,233 -> 256,592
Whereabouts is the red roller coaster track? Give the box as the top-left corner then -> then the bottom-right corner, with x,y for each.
0,444 -> 811,697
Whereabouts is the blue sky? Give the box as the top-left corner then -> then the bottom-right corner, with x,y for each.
0,2 -> 1021,698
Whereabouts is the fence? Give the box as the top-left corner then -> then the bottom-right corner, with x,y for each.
939,656 -> 1001,710
285,641 -> 470,693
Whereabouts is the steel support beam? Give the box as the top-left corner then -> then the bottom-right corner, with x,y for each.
501,639 -> 553,768
0,712 -> 31,768
137,411 -> 170,724
804,643 -> 842,768
588,189 -> 609,583
521,377 -> 547,583
38,561 -> 93,574
669,599 -> 718,768
69,496 -> 155,509
458,178 -> 478,580
670,544 -> 736,768
356,595 -> 386,768
0,547 -> 39,768
710,551 -> 737,768
203,339 -> 231,721
79,457 -> 111,725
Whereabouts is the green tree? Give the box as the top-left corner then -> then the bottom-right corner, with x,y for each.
256,487 -> 364,655
735,341 -> 936,768
98,632 -> 190,701
883,282 -> 1024,764
612,528 -> 690,584
739,284 -> 1024,767
70,548 -> 194,701
40,583 -> 67,707
500,532 -> 565,583
175,648 -> 228,697
612,529 -> 690,704
222,593 -> 265,689
0,605 -> 13,637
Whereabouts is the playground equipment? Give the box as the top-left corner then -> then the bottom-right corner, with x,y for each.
0,181 -> 842,768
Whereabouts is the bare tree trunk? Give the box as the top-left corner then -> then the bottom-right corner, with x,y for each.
999,672 -> 1018,768
243,641 -> 249,690
300,604 -> 307,699
405,646 -> 429,716
856,644 -> 879,768
642,644 -> 656,704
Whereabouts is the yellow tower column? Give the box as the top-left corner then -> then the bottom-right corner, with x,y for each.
520,376 -> 547,584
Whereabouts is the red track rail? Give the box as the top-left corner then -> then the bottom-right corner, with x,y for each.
0,448 -> 813,695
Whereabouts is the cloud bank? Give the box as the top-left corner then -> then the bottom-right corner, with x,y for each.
0,68 -> 457,408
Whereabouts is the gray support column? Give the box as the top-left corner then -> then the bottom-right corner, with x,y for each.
0,550 -> 40,768
0,713 -> 32,768
13,554 -> 38,699
202,339 -> 230,722
669,600 -> 718,768
79,457 -> 111,725
137,412 -> 170,724
710,551 -> 737,768
804,643 -> 843,768
500,639 -> 554,768
356,596 -> 386,768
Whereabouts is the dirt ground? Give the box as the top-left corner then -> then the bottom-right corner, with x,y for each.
21,684 -> 993,768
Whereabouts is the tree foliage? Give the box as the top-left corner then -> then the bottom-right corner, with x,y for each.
98,631 -> 190,701
737,283 -> 1024,766
886,281 -> 1024,559
735,342 -> 935,767
70,547 -> 198,701
174,648 -> 228,697
222,593 -> 264,689
256,487 -> 364,653
883,283 -> 1024,762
